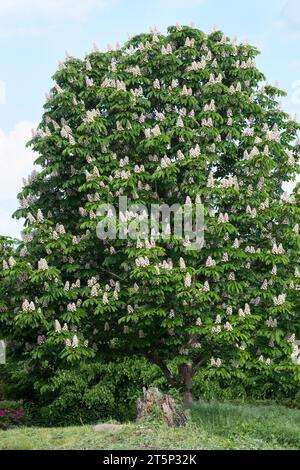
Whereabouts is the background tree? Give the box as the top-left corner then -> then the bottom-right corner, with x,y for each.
0,25 -> 299,410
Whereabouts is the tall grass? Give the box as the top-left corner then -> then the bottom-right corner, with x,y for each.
191,400 -> 300,449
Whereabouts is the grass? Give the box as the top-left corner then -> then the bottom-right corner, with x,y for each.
0,400 -> 299,450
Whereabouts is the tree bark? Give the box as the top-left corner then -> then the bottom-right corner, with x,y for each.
178,363 -> 193,408
137,388 -> 187,427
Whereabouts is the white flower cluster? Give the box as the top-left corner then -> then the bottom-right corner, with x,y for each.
65,335 -> 79,348
101,78 -> 126,91
202,281 -> 210,292
218,213 -> 229,224
234,58 -> 256,69
84,109 -> 100,123
245,246 -> 258,254
230,238 -> 239,249
125,65 -> 141,76
22,299 -> 35,312
144,124 -> 161,138
202,118 -> 213,127
19,196 -> 32,210
266,317 -> 278,328
282,192 -> 296,204
38,258 -> 48,271
37,335 -> 46,345
3,257 -> 16,270
60,123 -> 75,145
291,342 -> 300,366
179,257 -> 186,270
181,85 -> 193,96
229,82 -> 242,93
160,155 -> 172,169
207,173 -> 215,188
161,43 -> 172,55
220,175 -> 239,190
224,322 -> 233,332
238,303 -> 251,317
184,36 -> 195,47
102,293 -> 109,305
266,124 -> 281,142
273,294 -> 286,306
209,73 -> 222,84
179,347 -> 189,356
157,259 -> 173,270
176,116 -> 184,127
258,355 -> 271,366
246,205 -> 257,219
186,59 -> 206,71
189,144 -> 200,158
206,256 -> 216,268
67,303 -> 77,312
90,283 -> 99,297
55,320 -> 62,332
204,99 -> 216,112
131,86 -> 144,98
287,150 -> 295,167
114,169 -> 131,180
211,357 -> 222,367
272,243 -> 285,255
261,279 -> 268,290
211,325 -> 222,335
185,272 -> 192,288
135,256 -> 150,268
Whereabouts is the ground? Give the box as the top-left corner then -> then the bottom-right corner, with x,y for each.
0,401 -> 299,450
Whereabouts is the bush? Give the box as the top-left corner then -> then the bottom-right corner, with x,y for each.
2,357 -> 165,426
0,400 -> 29,430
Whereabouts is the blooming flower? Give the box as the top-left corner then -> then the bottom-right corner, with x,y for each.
185,272 -> 192,288
206,256 -> 216,268
179,257 -> 186,270
211,357 -> 222,367
72,335 -> 79,348
273,294 -> 286,306
224,322 -> 233,332
203,281 -> 210,292
38,258 -> 48,271
67,303 -> 77,312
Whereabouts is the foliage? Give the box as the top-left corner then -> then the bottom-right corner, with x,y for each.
0,25 -> 299,409
0,400 -> 28,430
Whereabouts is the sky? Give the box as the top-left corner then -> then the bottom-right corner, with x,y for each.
0,0 -> 299,238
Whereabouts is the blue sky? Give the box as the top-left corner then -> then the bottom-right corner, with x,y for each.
0,0 -> 299,237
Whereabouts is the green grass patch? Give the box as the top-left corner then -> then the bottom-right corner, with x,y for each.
0,401 -> 299,450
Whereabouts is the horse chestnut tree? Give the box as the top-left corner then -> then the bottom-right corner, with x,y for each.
1,25 -> 300,407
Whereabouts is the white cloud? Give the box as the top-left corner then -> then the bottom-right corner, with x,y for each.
0,0 -> 114,20
0,122 -> 36,238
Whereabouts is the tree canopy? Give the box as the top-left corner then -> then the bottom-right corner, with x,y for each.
0,25 -> 300,406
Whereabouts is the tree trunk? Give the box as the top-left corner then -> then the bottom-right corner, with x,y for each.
178,363 -> 193,408
137,388 -> 187,427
